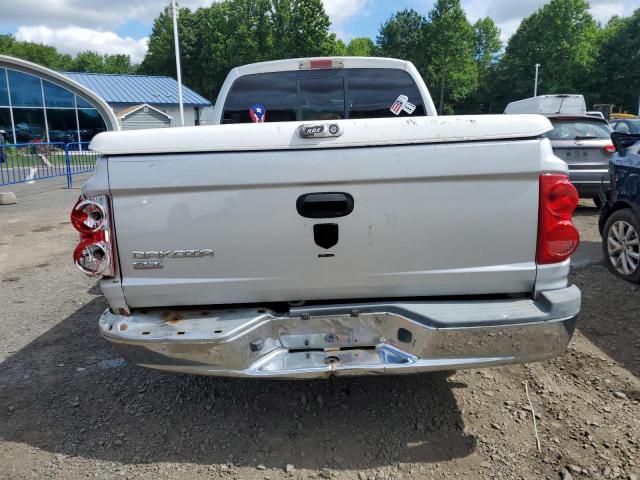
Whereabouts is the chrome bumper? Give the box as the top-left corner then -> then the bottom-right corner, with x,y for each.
99,286 -> 580,379
569,169 -> 609,196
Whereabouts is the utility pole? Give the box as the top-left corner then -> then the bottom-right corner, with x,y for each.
172,0 -> 185,127
439,71 -> 445,115
534,64 -> 541,97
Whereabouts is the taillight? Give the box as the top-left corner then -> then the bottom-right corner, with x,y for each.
71,195 -> 114,277
71,199 -> 106,233
537,174 -> 580,264
603,144 -> 616,154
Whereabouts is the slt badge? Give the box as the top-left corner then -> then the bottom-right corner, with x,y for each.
131,249 -> 214,270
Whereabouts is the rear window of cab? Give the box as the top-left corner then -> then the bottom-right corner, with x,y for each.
222,68 -> 425,124
545,118 -> 612,140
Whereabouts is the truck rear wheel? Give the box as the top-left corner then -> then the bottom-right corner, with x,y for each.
602,209 -> 640,283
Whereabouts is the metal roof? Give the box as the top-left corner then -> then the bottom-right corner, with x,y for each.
63,72 -> 212,107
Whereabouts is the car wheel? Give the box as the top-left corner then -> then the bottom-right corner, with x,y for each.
602,209 -> 640,283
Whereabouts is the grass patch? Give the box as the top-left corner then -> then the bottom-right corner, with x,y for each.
0,145 -> 97,168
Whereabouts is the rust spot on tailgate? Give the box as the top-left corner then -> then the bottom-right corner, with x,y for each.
161,311 -> 184,324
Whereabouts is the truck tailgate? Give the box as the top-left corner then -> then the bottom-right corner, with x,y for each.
105,135 -> 547,308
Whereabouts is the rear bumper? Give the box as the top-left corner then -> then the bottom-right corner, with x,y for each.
99,286 -> 581,379
569,168 -> 609,197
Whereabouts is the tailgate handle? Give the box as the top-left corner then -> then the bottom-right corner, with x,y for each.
297,192 -> 354,219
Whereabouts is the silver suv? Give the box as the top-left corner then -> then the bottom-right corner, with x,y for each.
544,116 -> 614,203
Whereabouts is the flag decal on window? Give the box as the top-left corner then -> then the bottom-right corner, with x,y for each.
249,104 -> 266,123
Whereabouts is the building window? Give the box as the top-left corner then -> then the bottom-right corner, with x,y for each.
8,70 -> 43,107
0,108 -> 12,141
0,69 -> 9,107
13,108 -> 46,143
78,108 -> 106,142
46,108 -> 78,143
43,80 -> 75,108
76,96 -> 93,108
0,67 -> 107,144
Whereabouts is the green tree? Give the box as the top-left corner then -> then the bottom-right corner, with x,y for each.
346,37 -> 375,56
493,0 -> 599,110
139,7 -> 182,77
376,9 -> 427,69
139,6 -> 212,94
271,0 -> 291,55
195,0 -> 274,99
457,17 -> 502,113
474,17 -> 502,70
72,51 -> 105,72
423,0 -> 478,113
0,39 -> 72,70
69,52 -> 136,73
334,39 -> 347,56
283,0 -> 336,57
103,54 -> 136,74
0,37 -> 135,74
140,0 -> 338,100
589,9 -> 640,113
0,34 -> 16,52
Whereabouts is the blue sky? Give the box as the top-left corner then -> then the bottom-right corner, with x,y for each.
0,0 -> 636,63
324,0 -> 432,40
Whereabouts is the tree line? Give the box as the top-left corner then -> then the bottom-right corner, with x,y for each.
0,34 -> 137,74
1,0 -> 639,114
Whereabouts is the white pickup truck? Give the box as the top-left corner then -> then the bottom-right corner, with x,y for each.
72,57 -> 582,379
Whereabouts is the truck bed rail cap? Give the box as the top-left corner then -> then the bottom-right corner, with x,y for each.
89,114 -> 552,156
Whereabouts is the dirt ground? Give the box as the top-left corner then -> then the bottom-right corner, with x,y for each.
0,182 -> 638,480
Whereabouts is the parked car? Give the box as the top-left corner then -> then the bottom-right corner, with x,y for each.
505,96 -> 614,203
48,129 -> 77,144
14,122 -> 45,143
610,118 -> 640,135
72,57 -> 581,379
599,132 -> 640,283
543,116 -> 614,205
610,113 -> 637,121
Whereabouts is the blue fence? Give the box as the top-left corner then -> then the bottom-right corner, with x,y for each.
0,142 -> 97,188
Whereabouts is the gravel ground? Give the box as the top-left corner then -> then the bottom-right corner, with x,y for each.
0,183 -> 638,480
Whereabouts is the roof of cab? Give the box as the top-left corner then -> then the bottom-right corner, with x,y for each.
233,57 -> 412,77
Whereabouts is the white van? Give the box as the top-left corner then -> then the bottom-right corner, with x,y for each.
505,95 -> 587,117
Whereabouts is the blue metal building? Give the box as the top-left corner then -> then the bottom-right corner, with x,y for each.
64,72 -> 213,130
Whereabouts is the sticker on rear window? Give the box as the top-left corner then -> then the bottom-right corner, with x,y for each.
403,101 -> 416,114
390,95 -> 408,115
390,95 -> 416,115
249,104 -> 266,123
